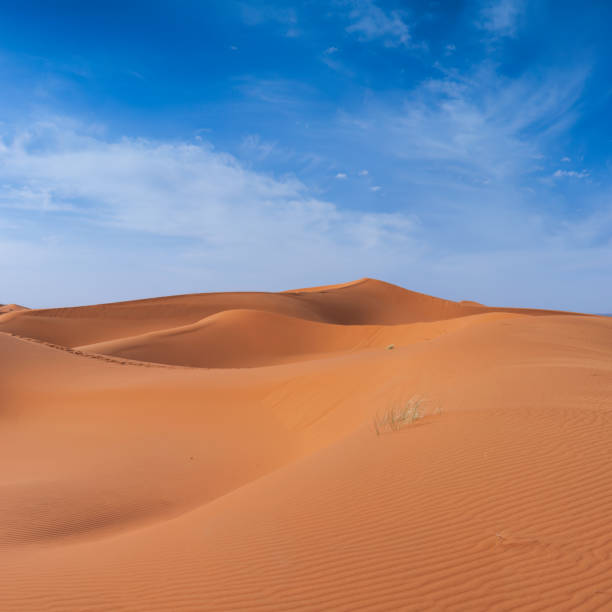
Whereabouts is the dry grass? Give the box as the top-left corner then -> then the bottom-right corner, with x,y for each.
373,396 -> 425,435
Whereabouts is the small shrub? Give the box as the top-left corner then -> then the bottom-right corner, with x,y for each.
386,344 -> 395,350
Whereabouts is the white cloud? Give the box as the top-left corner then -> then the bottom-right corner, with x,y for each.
478,0 -> 525,38
0,120 -> 422,305
335,172 -> 348,179
561,156 -> 571,162
324,46 -> 339,54
553,169 -> 589,179
358,169 -> 369,176
370,185 -> 381,191
345,0 -> 410,47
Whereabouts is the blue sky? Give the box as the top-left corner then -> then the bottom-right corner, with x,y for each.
1,0 -> 611,310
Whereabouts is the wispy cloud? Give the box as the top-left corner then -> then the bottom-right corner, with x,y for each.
478,0 -> 525,38
126,70 -> 145,80
348,62 -> 589,189
321,49 -> 351,74
239,3 -> 300,37
344,0 -> 411,47
237,77 -> 314,106
335,172 -> 348,179
553,169 -> 589,179
239,134 -> 278,161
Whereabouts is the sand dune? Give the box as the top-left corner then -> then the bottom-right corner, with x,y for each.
0,303 -> 28,315
0,278 -> 570,348
1,279 -> 611,610
77,308 -> 517,368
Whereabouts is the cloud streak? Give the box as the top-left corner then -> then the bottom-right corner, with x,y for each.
553,169 -> 589,179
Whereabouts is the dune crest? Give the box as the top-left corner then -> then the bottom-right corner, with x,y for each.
0,303 -> 28,315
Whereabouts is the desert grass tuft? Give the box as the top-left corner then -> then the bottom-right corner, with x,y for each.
373,396 -> 424,435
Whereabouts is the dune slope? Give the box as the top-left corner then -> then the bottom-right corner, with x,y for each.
76,308 -> 516,368
1,279 -> 611,611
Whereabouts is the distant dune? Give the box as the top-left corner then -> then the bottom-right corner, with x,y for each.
1,279 -> 611,611
0,278 -> 575,354
0,303 -> 28,314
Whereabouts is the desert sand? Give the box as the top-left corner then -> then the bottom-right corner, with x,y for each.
0,303 -> 28,315
1,278 -> 611,611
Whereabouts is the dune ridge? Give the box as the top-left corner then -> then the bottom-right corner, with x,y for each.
0,278 -> 579,364
1,279 -> 611,611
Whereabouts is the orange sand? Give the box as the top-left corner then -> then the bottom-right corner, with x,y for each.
0,303 -> 28,315
1,278 -> 611,610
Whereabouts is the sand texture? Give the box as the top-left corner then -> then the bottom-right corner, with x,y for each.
1,278 -> 611,610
